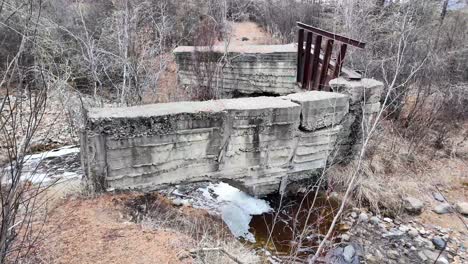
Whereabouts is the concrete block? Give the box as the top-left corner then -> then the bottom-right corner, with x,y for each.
284,91 -> 349,131
329,78 -> 383,105
291,126 -> 342,172
173,44 -> 299,96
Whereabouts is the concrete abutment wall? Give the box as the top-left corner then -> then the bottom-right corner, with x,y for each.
81,78 -> 383,196
173,44 -> 300,97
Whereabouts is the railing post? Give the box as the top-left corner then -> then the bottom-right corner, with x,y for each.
311,35 -> 322,90
296,22 -> 366,89
296,29 -> 305,83
302,32 -> 313,89
319,39 -> 334,91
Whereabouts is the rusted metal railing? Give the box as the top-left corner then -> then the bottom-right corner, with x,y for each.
296,22 -> 366,90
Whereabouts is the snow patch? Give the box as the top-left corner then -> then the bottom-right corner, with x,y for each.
3,145 -> 82,185
170,182 -> 272,242
25,145 -> 80,161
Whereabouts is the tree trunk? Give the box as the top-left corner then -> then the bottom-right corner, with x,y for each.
440,0 -> 449,22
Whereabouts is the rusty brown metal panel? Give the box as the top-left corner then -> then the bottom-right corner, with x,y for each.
319,39 -> 334,91
310,35 -> 322,90
302,32 -> 313,89
297,22 -> 366,49
333,44 -> 348,78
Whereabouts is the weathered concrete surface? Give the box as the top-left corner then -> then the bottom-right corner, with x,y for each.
284,91 -> 349,131
81,78 -> 384,196
82,92 -> 350,195
173,44 -> 300,97
329,78 -> 384,161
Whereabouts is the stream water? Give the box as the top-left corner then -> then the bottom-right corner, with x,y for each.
124,182 -> 342,261
249,191 -> 341,258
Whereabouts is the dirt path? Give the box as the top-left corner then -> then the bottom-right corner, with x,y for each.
217,21 -> 277,46
32,194 -> 193,264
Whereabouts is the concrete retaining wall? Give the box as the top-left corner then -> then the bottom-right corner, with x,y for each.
173,44 -> 300,97
81,79 -> 383,196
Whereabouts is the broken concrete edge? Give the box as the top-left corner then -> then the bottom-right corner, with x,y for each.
329,77 -> 384,105
329,78 -> 384,163
85,93 -> 347,138
173,43 -> 297,54
81,78 -> 384,196
283,91 -> 349,131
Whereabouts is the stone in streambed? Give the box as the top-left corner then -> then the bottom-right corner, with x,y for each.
358,212 -> 369,223
343,245 -> 355,263
403,197 -> 424,214
433,192 -> 445,202
432,236 -> 446,250
433,203 -> 452,214
455,202 -> 468,215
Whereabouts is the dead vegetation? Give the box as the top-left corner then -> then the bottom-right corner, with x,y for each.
1,0 -> 468,263
23,193 -> 259,264
328,120 -> 468,216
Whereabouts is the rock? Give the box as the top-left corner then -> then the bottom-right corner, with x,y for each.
433,203 -> 453,214
422,249 -> 449,264
350,212 -> 357,218
365,254 -> 377,263
414,236 -> 432,248
383,217 -> 393,223
387,250 -> 399,259
341,234 -> 350,242
433,192 -> 445,202
408,229 -> 419,238
370,216 -> 380,225
343,245 -> 355,262
455,202 -> 468,215
378,223 -> 387,231
382,229 -> 404,238
358,212 -> 369,222
172,198 -> 191,206
241,37 -> 249,41
432,236 -> 446,250
398,225 -> 409,232
374,250 -> 384,261
403,197 -> 424,214
419,228 -> 428,236
418,251 -> 428,262
436,257 -> 449,264
324,247 -> 345,264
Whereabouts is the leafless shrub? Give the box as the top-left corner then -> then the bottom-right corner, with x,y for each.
190,18 -> 223,101
255,0 -> 325,42
0,2 -> 57,262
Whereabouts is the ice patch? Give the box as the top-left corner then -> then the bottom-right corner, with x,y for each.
207,182 -> 272,215
194,182 -> 272,242
24,145 -> 80,161
2,145 -> 82,185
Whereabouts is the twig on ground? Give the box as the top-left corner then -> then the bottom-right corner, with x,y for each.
434,186 -> 468,230
189,247 -> 245,264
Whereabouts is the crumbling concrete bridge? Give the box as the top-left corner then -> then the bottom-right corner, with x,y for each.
81,77 -> 382,196
81,24 -> 383,196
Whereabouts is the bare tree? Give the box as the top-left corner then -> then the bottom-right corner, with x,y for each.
0,1 -> 57,262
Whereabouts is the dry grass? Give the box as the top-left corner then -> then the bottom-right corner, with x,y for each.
22,191 -> 259,264
124,193 -> 260,264
327,120 -> 468,216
